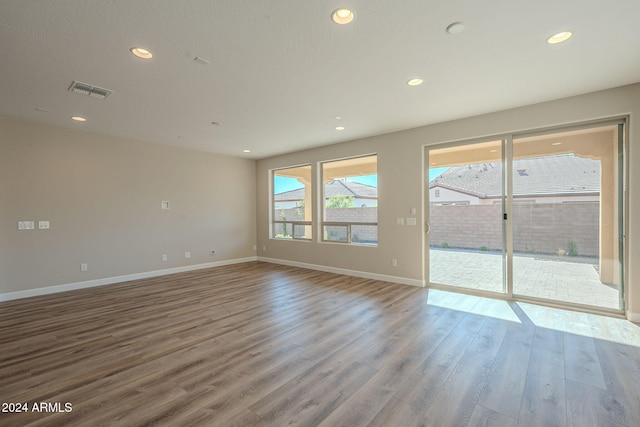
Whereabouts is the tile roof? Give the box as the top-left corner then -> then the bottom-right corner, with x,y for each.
430,154 -> 600,198
275,180 -> 378,200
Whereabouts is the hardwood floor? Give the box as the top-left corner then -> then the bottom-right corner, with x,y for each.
1,261 -> 639,426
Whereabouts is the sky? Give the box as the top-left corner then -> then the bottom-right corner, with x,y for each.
273,176 -> 306,193
429,167 -> 448,180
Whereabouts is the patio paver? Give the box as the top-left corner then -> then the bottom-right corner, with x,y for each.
429,248 -> 620,310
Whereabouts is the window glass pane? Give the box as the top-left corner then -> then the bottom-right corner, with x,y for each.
293,224 -> 312,239
351,224 -> 378,245
272,165 -> 312,240
324,225 -> 348,242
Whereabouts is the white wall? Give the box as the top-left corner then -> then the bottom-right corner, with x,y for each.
0,118 -> 257,298
256,83 -> 640,320
2,84 -> 638,319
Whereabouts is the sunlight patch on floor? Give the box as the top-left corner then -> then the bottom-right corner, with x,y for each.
426,288 -> 640,348
517,302 -> 640,348
426,289 -> 521,323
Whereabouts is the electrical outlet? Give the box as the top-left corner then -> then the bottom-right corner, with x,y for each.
392,259 -> 398,267
396,217 -> 405,226
39,220 -> 50,229
184,251 -> 191,259
253,245 -> 257,251
162,254 -> 168,262
81,263 -> 88,272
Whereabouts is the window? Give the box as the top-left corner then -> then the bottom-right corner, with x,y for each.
321,155 -> 377,245
272,165 -> 312,240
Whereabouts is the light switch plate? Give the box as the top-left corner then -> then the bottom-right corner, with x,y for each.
18,221 -> 35,230
39,220 -> 50,229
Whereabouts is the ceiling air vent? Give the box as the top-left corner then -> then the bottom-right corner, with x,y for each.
68,81 -> 113,99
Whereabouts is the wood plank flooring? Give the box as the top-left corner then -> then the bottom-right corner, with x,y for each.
1,261 -> 639,426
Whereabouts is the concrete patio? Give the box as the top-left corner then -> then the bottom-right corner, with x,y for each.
429,248 -> 621,310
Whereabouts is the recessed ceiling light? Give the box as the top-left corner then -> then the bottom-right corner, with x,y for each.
335,126 -> 345,131
407,78 -> 423,86
552,142 -> 562,146
446,22 -> 465,34
335,116 -> 342,120
71,116 -> 86,122
243,149 -> 251,153
547,31 -> 572,44
489,149 -> 498,153
130,47 -> 153,59
332,8 -> 355,25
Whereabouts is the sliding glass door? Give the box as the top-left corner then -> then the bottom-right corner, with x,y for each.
428,139 -> 507,294
426,121 -> 625,313
510,124 -> 624,310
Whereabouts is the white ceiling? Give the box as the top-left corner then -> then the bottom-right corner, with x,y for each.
1,0 -> 639,159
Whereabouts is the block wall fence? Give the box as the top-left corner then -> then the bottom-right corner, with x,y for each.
429,202 -> 599,257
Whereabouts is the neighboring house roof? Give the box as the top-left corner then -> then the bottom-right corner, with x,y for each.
430,154 -> 600,198
275,179 -> 377,201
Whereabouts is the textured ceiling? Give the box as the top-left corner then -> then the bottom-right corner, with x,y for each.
1,0 -> 639,159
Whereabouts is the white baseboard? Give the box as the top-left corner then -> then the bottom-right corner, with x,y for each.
0,257 -> 258,302
6,257 -> 634,322
258,256 -> 425,288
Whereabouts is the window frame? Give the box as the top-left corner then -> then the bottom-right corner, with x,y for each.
320,154 -> 378,246
271,164 -> 313,241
